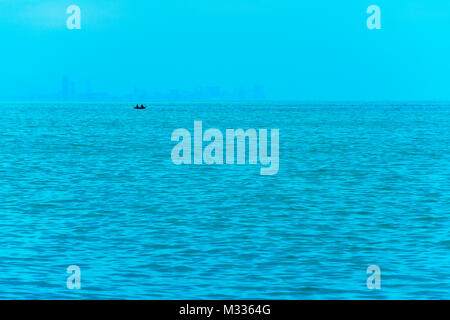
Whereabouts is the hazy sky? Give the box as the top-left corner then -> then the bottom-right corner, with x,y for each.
1,0 -> 450,100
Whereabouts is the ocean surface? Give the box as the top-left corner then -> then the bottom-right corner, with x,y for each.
0,102 -> 449,299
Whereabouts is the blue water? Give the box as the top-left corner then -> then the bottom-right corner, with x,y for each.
1,102 -> 449,299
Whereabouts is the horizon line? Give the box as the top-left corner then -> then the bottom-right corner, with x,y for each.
1,99 -> 450,105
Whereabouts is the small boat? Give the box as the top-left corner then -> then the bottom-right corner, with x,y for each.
134,104 -> 146,110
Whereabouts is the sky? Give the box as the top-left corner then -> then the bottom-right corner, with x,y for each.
0,0 -> 450,101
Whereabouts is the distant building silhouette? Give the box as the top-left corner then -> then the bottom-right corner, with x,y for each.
61,76 -> 75,100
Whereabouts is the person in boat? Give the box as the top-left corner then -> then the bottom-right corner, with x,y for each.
135,104 -> 139,109
141,104 -> 145,109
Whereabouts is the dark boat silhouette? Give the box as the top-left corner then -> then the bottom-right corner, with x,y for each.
134,104 -> 146,110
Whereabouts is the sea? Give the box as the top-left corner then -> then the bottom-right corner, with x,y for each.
0,101 -> 449,299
